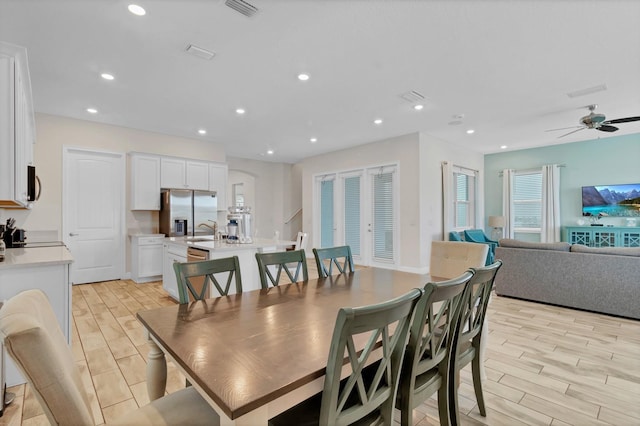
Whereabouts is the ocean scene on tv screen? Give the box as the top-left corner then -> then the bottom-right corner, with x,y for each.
582,184 -> 640,217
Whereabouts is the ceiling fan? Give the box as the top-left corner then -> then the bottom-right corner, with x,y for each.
546,104 -> 640,138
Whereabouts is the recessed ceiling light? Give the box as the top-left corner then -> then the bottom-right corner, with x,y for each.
373,119 -> 383,125
128,4 -> 146,16
86,108 -> 98,114
297,73 -> 310,81
101,73 -> 114,81
267,149 -> 274,155
466,129 -> 475,134
413,104 -> 424,111
236,108 -> 245,115
500,145 -> 508,150
198,129 -> 207,135
310,137 -> 317,143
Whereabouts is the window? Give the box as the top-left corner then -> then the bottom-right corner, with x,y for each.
319,178 -> 335,248
452,167 -> 477,229
512,170 -> 542,239
343,175 -> 361,256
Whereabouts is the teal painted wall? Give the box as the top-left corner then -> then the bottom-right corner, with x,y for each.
484,133 -> 640,230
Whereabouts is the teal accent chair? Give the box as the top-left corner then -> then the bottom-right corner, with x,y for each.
448,231 -> 463,242
463,229 -> 498,265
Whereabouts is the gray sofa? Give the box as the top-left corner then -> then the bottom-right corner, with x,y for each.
494,239 -> 640,320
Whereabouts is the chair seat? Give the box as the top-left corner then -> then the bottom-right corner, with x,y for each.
110,387 -> 220,426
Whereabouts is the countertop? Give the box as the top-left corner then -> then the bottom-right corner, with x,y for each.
0,246 -> 74,269
164,237 -> 296,252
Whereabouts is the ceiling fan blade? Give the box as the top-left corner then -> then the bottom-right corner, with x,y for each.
597,125 -> 618,132
604,116 -> 640,124
545,125 -> 582,132
558,127 -> 586,138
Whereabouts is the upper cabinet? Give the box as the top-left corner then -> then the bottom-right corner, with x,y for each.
160,157 -> 209,190
209,163 -> 228,211
0,42 -> 36,208
130,153 -> 160,210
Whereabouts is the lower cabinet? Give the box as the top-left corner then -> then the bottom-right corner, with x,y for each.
131,234 -> 165,283
162,243 -> 187,301
0,261 -> 70,386
565,226 -> 640,247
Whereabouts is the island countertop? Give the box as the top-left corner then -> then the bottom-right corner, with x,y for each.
0,245 -> 74,270
164,237 -> 296,252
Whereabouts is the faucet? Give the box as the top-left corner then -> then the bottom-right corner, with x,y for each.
197,220 -> 217,234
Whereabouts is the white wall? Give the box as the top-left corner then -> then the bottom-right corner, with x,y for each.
418,132 -> 485,270
226,157 -> 299,241
0,113 -> 228,273
297,132 -> 422,271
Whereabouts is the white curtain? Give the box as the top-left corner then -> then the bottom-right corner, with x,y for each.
502,169 -> 514,238
541,164 -> 561,242
441,161 -> 453,239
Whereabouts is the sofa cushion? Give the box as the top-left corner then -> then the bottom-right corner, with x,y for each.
498,239 -> 571,252
570,244 -> 640,257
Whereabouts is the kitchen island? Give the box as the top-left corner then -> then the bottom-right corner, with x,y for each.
0,245 -> 73,386
162,237 -> 296,300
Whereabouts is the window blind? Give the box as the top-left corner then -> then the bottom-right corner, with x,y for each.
513,172 -> 542,228
320,180 -> 334,247
343,176 -> 361,256
373,171 -> 393,261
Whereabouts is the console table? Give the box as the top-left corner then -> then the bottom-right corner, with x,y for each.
565,226 -> 640,247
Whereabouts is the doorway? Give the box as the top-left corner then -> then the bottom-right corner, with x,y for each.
63,147 -> 125,284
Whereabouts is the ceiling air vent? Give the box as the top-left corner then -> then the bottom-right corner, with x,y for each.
225,0 -> 258,17
399,90 -> 425,103
186,44 -> 216,60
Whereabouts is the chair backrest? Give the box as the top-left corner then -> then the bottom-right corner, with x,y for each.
320,288 -> 423,426
313,245 -> 355,278
173,256 -> 243,303
255,249 -> 308,288
397,271 -> 475,424
448,231 -> 463,242
458,260 -> 503,347
464,229 -> 494,244
0,290 -> 95,425
430,241 -> 488,279
294,231 -> 309,251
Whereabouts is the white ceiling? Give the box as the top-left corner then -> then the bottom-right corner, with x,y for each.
1,0 -> 639,163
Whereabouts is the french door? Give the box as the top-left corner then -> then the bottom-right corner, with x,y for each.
315,164 -> 397,268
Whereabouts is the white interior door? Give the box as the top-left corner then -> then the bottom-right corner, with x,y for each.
63,148 -> 125,284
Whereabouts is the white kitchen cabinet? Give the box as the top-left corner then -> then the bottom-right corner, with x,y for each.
209,163 -> 228,211
0,246 -> 72,386
131,234 -> 165,282
130,153 -> 161,210
162,242 -> 187,301
0,42 -> 35,208
160,157 -> 209,190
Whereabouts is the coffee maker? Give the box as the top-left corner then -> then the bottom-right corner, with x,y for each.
227,206 -> 253,243
1,218 -> 27,248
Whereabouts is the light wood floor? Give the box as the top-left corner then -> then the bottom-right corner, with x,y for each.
1,274 -> 639,425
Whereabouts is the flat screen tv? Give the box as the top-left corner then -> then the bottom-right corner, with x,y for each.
582,183 -> 640,217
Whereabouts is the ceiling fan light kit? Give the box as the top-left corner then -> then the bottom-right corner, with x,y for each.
548,104 -> 640,138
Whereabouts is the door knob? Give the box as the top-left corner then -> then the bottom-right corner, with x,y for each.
69,233 -> 79,236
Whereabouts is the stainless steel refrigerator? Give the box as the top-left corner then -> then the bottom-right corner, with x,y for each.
159,189 -> 218,237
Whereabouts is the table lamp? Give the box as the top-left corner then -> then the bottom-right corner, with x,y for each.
488,216 -> 505,241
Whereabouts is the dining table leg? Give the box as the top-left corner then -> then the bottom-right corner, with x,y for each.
146,332 -> 167,400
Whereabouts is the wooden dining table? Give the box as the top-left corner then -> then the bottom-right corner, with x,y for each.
137,267 -> 432,425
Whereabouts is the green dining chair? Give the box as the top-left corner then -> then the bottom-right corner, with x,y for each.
268,287 -> 423,426
449,260 -> 502,420
173,256 -> 242,303
397,270 -> 475,426
255,249 -> 308,288
313,245 -> 354,278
